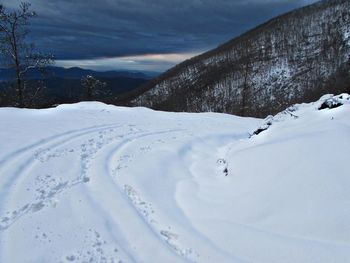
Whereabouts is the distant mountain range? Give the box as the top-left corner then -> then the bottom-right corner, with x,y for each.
0,66 -> 154,107
125,0 -> 350,117
0,66 -> 158,81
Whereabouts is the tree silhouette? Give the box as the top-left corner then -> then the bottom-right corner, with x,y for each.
0,2 -> 53,107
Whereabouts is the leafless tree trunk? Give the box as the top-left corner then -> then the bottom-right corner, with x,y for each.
0,2 -> 53,107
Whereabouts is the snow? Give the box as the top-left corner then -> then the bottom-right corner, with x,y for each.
0,95 -> 349,263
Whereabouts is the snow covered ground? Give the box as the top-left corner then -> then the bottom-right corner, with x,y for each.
0,94 -> 349,263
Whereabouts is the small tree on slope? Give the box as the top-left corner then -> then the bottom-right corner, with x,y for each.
81,75 -> 107,101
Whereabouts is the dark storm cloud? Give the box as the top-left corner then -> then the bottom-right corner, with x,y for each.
2,0 -> 318,70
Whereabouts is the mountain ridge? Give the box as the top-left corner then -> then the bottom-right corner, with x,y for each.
125,0 -> 350,117
0,66 -> 157,81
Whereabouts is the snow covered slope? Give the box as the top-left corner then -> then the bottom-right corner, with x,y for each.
0,94 -> 349,263
128,0 -> 350,117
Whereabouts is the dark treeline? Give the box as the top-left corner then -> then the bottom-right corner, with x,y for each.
0,76 -> 148,108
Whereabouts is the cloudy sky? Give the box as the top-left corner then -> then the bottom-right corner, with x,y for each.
3,0 -> 318,72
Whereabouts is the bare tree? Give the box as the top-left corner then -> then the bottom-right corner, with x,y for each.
0,2 -> 53,107
81,75 -> 107,100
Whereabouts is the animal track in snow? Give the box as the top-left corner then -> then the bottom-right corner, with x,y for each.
61,229 -> 123,263
0,126 -> 137,232
34,148 -> 75,163
124,184 -> 156,222
124,184 -> 199,262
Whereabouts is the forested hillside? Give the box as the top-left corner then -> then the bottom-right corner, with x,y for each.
127,0 -> 350,117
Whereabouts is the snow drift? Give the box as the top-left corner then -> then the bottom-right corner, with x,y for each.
0,94 -> 349,263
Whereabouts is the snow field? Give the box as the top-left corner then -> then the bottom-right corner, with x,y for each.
0,94 -> 349,262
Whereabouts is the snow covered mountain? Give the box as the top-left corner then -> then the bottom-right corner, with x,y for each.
0,94 -> 349,262
127,0 -> 350,117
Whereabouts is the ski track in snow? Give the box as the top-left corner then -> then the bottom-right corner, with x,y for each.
0,123 -> 194,260
0,112 -> 239,262
0,98 -> 350,263
0,123 -> 125,229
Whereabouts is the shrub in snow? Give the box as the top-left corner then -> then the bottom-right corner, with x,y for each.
319,98 -> 343,110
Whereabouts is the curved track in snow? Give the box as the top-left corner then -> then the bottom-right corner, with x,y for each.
0,99 -> 350,263
0,104 -> 256,263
